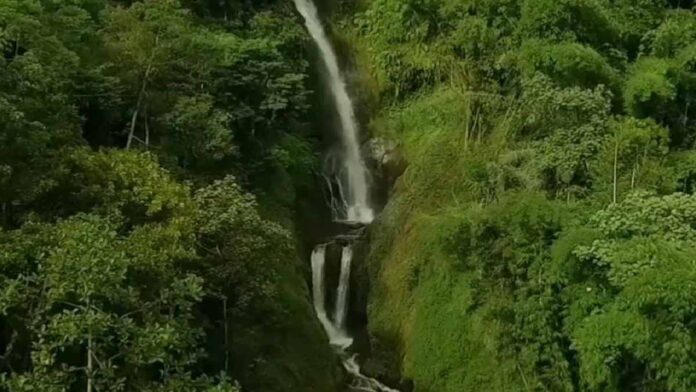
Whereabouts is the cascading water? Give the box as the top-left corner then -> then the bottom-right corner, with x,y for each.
311,245 -> 352,349
345,356 -> 400,392
293,0 -> 374,224
310,243 -> 398,392
294,0 -> 399,390
333,246 -> 352,330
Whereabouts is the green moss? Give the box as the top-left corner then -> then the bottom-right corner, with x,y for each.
228,252 -> 343,392
340,1 -> 696,390
367,199 -> 525,390
363,88 -> 527,390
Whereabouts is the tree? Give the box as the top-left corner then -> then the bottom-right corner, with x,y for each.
649,10 -> 696,58
518,0 -> 620,48
0,0 -> 85,226
518,74 -> 612,195
101,0 -> 201,150
0,214 -> 237,391
191,176 -> 340,391
592,117 -> 669,204
517,39 -> 619,91
0,0 -> 336,390
569,192 -> 696,391
162,95 -> 235,166
624,57 -> 678,121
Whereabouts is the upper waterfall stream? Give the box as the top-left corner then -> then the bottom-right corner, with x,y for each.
293,0 -> 373,224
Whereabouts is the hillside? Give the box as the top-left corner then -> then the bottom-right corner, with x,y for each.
2,1 -> 696,392
334,0 -> 696,391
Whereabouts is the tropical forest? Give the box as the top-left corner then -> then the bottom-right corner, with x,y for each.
1,0 -> 696,391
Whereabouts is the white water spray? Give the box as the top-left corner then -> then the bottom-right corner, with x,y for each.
311,245 -> 352,349
293,0 -> 374,224
296,0 -> 397,389
345,355 -> 400,392
334,246 -> 352,330
310,244 -> 398,392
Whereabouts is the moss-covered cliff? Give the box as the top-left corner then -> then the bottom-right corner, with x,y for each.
363,89 -> 525,390
222,253 -> 344,391
335,1 -> 696,391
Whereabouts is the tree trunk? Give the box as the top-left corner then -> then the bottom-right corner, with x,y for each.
126,104 -> 140,150
144,105 -> 150,148
126,67 -> 151,149
683,98 -> 690,130
87,333 -> 93,392
1,202 -> 6,228
223,297 -> 229,371
127,35 -> 158,149
612,138 -> 619,204
86,299 -> 94,392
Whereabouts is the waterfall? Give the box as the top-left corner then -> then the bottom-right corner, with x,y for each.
310,244 -> 398,392
311,245 -> 353,349
344,355 -> 400,392
296,0 -> 399,389
334,246 -> 353,329
293,0 -> 374,224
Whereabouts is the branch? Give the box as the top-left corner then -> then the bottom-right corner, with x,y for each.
127,34 -> 159,149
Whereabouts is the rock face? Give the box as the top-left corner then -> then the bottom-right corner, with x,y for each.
364,138 -> 405,182
363,138 -> 406,208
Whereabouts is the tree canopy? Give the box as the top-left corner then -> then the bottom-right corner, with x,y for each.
0,1 -> 339,391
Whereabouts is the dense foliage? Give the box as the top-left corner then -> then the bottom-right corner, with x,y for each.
0,1 -> 341,391
339,0 -> 696,391
5,0 -> 696,391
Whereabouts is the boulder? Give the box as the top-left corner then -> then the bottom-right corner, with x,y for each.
363,138 -> 406,206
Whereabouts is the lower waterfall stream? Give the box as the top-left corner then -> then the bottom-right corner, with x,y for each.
311,244 -> 399,392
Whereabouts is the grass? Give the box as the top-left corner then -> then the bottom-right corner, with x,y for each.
335,9 -> 533,387
364,88 -> 526,390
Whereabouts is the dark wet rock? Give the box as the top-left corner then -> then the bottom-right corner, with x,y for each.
363,138 -> 406,207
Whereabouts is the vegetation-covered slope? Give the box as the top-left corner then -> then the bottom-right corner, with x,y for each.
335,0 -> 696,391
4,0 -> 696,391
0,1 -> 341,391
